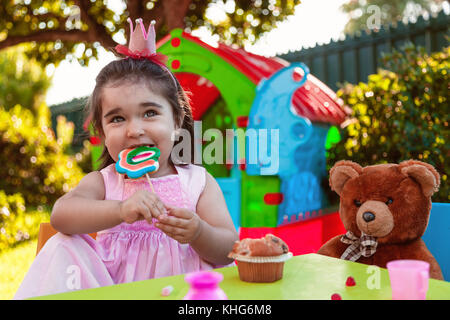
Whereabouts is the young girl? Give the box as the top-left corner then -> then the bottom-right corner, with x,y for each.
14,19 -> 238,300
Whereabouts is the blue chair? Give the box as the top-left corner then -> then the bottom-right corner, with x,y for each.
422,202 -> 450,281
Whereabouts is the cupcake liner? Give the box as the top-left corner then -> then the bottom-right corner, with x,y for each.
236,261 -> 285,283
230,252 -> 293,283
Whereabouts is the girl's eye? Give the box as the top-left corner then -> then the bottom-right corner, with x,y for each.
386,198 -> 393,205
144,110 -> 157,118
111,116 -> 124,123
354,200 -> 362,207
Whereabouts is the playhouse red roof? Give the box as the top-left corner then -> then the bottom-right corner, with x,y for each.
165,32 -> 348,125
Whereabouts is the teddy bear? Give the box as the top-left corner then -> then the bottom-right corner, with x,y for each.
317,160 -> 443,280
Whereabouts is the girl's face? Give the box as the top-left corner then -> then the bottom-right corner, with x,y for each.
101,81 -> 179,177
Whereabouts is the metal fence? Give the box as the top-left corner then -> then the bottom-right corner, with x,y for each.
49,96 -> 88,150
279,11 -> 449,91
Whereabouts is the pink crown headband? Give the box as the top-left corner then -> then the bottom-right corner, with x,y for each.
115,18 -> 168,67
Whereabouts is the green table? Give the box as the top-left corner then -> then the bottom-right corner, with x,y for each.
33,254 -> 450,300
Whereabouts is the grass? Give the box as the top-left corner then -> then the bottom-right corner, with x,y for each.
0,239 -> 37,300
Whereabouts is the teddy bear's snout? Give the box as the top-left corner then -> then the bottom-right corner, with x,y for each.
356,200 -> 394,237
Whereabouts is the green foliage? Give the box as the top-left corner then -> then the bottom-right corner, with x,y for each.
329,44 -> 449,202
0,1 -> 114,66
0,41 -> 91,253
198,0 -> 301,46
0,190 -> 49,252
0,103 -> 86,208
0,103 -> 92,251
0,46 -> 51,113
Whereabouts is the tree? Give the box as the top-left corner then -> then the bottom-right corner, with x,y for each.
0,0 -> 301,67
0,45 -> 51,113
340,0 -> 446,35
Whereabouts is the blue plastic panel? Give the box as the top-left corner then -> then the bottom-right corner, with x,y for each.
279,171 -> 323,219
216,177 -> 241,231
422,202 -> 450,281
246,63 -> 311,177
245,63 -> 331,226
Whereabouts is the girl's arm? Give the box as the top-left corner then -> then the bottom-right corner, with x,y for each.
50,171 -> 122,235
51,171 -> 167,235
191,172 -> 239,265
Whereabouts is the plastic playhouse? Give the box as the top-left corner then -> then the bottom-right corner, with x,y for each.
88,29 -> 349,255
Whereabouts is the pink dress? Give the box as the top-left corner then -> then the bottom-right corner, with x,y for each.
14,163 -> 218,299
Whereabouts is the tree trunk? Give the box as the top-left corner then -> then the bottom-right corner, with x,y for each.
162,0 -> 191,30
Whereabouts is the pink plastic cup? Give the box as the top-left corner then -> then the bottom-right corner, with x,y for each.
387,260 -> 430,300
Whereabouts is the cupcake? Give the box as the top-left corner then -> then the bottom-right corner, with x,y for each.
228,234 -> 292,283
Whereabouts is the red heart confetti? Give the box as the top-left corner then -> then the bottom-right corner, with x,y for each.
331,293 -> 342,300
346,276 -> 356,287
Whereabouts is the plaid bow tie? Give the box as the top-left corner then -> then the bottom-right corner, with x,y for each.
340,231 -> 378,262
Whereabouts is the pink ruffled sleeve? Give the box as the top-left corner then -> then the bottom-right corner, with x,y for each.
99,164 -> 124,201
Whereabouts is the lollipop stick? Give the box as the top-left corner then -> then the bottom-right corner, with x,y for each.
145,173 -> 155,193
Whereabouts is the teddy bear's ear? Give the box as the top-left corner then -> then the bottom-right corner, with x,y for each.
329,160 -> 363,196
400,160 -> 440,197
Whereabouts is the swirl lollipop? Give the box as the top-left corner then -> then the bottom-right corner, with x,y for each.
116,146 -> 161,192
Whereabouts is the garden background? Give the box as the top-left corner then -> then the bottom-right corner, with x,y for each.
0,0 -> 448,299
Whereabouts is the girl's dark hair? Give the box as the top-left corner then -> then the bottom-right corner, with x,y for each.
85,57 -> 195,170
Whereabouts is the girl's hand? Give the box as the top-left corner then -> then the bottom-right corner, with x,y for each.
118,190 -> 166,224
155,205 -> 202,244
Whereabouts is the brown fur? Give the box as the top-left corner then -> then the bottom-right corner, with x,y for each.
317,160 -> 443,280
